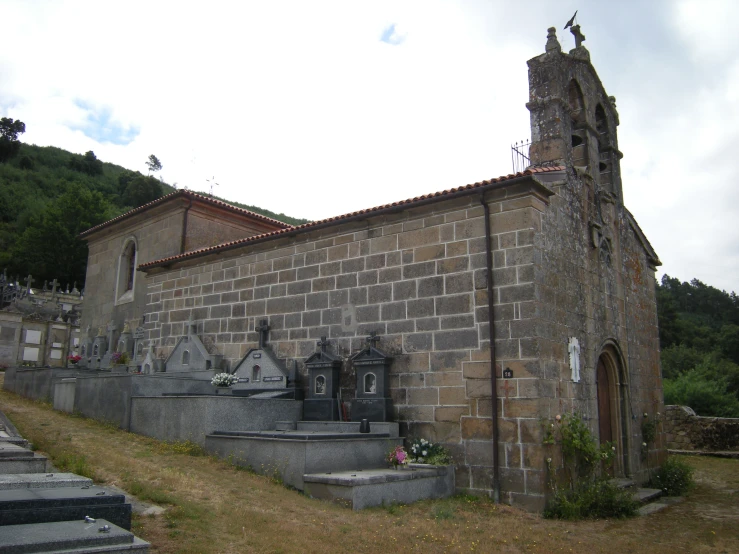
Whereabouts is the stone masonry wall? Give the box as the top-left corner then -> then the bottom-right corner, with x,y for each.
143,180 -> 550,507
664,405 -> 739,452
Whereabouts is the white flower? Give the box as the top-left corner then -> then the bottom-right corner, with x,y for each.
546,458 -> 552,463
612,446 -> 616,451
422,450 -> 428,456
642,442 -> 647,447
643,412 -> 648,418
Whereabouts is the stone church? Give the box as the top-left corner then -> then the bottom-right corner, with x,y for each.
77,27 -> 664,509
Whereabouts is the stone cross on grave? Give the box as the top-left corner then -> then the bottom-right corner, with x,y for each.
256,319 -> 270,348
24,274 -> 34,294
106,321 -> 118,354
366,331 -> 380,350
49,279 -> 59,299
317,336 -> 329,353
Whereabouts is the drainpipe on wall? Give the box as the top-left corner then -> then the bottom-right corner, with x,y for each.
480,194 -> 500,503
180,196 -> 193,254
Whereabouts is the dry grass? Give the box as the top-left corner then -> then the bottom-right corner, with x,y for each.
1,385 -> 737,554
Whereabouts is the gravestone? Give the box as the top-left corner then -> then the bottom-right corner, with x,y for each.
79,326 -> 93,369
132,326 -> 146,368
164,317 -> 223,372
303,336 -> 342,420
99,321 -> 118,368
141,351 -> 164,374
350,332 -> 393,422
90,327 -> 107,370
116,322 -> 134,359
230,319 -> 301,398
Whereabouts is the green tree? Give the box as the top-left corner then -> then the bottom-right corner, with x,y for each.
68,150 -> 104,176
664,369 -> 739,417
0,117 -> 26,162
145,154 -> 162,174
11,183 -> 116,286
122,175 -> 163,208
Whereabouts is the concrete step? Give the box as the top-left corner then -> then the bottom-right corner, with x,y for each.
0,518 -> 149,553
0,444 -> 34,459
295,421 -> 400,437
611,478 -> 636,490
637,495 -> 685,516
303,463 -> 455,510
0,485 -> 132,530
0,438 -> 30,449
633,487 -> 662,504
0,453 -> 47,474
0,473 -> 93,491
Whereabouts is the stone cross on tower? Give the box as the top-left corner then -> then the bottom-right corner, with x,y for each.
317,336 -> 329,353
570,24 -> 585,48
366,331 -> 380,350
256,319 -> 270,348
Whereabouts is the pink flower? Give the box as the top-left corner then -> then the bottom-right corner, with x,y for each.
397,450 -> 406,463
555,414 -> 562,422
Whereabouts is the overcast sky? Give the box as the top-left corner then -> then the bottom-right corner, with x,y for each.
2,0 -> 737,294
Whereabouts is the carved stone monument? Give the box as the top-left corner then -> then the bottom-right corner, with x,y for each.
303,336 -> 342,420
165,317 -> 223,372
230,319 -> 301,399
350,332 -> 393,422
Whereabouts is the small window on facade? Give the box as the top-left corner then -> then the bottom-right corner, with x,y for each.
182,350 -> 190,365
93,344 -> 99,356
315,375 -> 326,395
364,373 -> 377,394
252,365 -> 261,382
125,243 -> 136,291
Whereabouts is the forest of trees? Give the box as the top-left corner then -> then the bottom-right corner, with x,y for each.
657,275 -> 739,416
0,129 -> 307,289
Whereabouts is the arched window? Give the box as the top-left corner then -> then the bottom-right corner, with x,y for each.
315,375 -> 326,395
116,238 -> 138,304
252,365 -> 261,382
182,350 -> 190,365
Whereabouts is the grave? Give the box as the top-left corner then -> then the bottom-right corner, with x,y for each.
350,332 -> 393,422
230,320 -> 301,399
302,336 -> 342,420
165,318 -> 223,372
0,485 -> 131,529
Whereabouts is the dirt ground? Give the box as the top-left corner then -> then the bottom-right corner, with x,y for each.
1,381 -> 737,554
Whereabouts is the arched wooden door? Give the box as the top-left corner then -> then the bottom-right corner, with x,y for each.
596,356 -> 614,475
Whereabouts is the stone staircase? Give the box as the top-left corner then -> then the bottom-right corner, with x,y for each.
612,478 -> 684,516
0,415 -> 150,552
207,420 -> 455,509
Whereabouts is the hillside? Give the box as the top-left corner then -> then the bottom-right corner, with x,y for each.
0,143 -> 308,288
658,275 -> 739,416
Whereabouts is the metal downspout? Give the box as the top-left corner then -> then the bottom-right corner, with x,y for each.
180,197 -> 193,254
481,194 -> 500,503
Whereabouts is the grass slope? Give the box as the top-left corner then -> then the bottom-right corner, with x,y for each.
0,384 -> 737,553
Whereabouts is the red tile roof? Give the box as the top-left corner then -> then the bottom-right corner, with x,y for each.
139,166 -> 565,270
79,189 -> 291,238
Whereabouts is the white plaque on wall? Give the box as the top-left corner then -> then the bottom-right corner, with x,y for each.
25,330 -> 42,345
52,342 -> 62,348
22,347 -> 40,361
73,338 -> 80,346
50,350 -> 62,360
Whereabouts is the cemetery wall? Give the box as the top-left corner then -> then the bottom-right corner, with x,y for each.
129,396 -> 303,445
664,405 -> 739,452
4,367 -> 77,402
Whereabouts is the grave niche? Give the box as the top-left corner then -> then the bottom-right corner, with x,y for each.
165,319 -> 223,372
230,319 -> 302,399
89,328 -> 107,370
350,332 -> 393,422
302,337 -> 342,421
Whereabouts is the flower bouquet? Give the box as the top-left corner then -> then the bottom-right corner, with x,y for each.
387,445 -> 408,468
67,354 -> 82,365
409,437 -> 452,465
211,373 -> 238,388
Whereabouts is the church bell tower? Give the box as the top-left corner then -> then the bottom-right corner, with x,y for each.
526,25 -> 624,203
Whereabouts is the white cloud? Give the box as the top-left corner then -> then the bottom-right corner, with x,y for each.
1,0 -> 737,293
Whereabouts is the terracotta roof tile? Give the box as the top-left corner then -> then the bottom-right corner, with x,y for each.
79,190 -> 291,238
139,166 -> 565,270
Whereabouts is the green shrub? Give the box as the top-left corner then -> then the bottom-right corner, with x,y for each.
650,457 -> 694,496
544,480 -> 639,520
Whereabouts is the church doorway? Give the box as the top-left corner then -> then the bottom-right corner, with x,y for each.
596,348 -> 630,477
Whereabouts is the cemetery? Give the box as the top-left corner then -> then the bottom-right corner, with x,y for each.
1,25 -> 671,528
